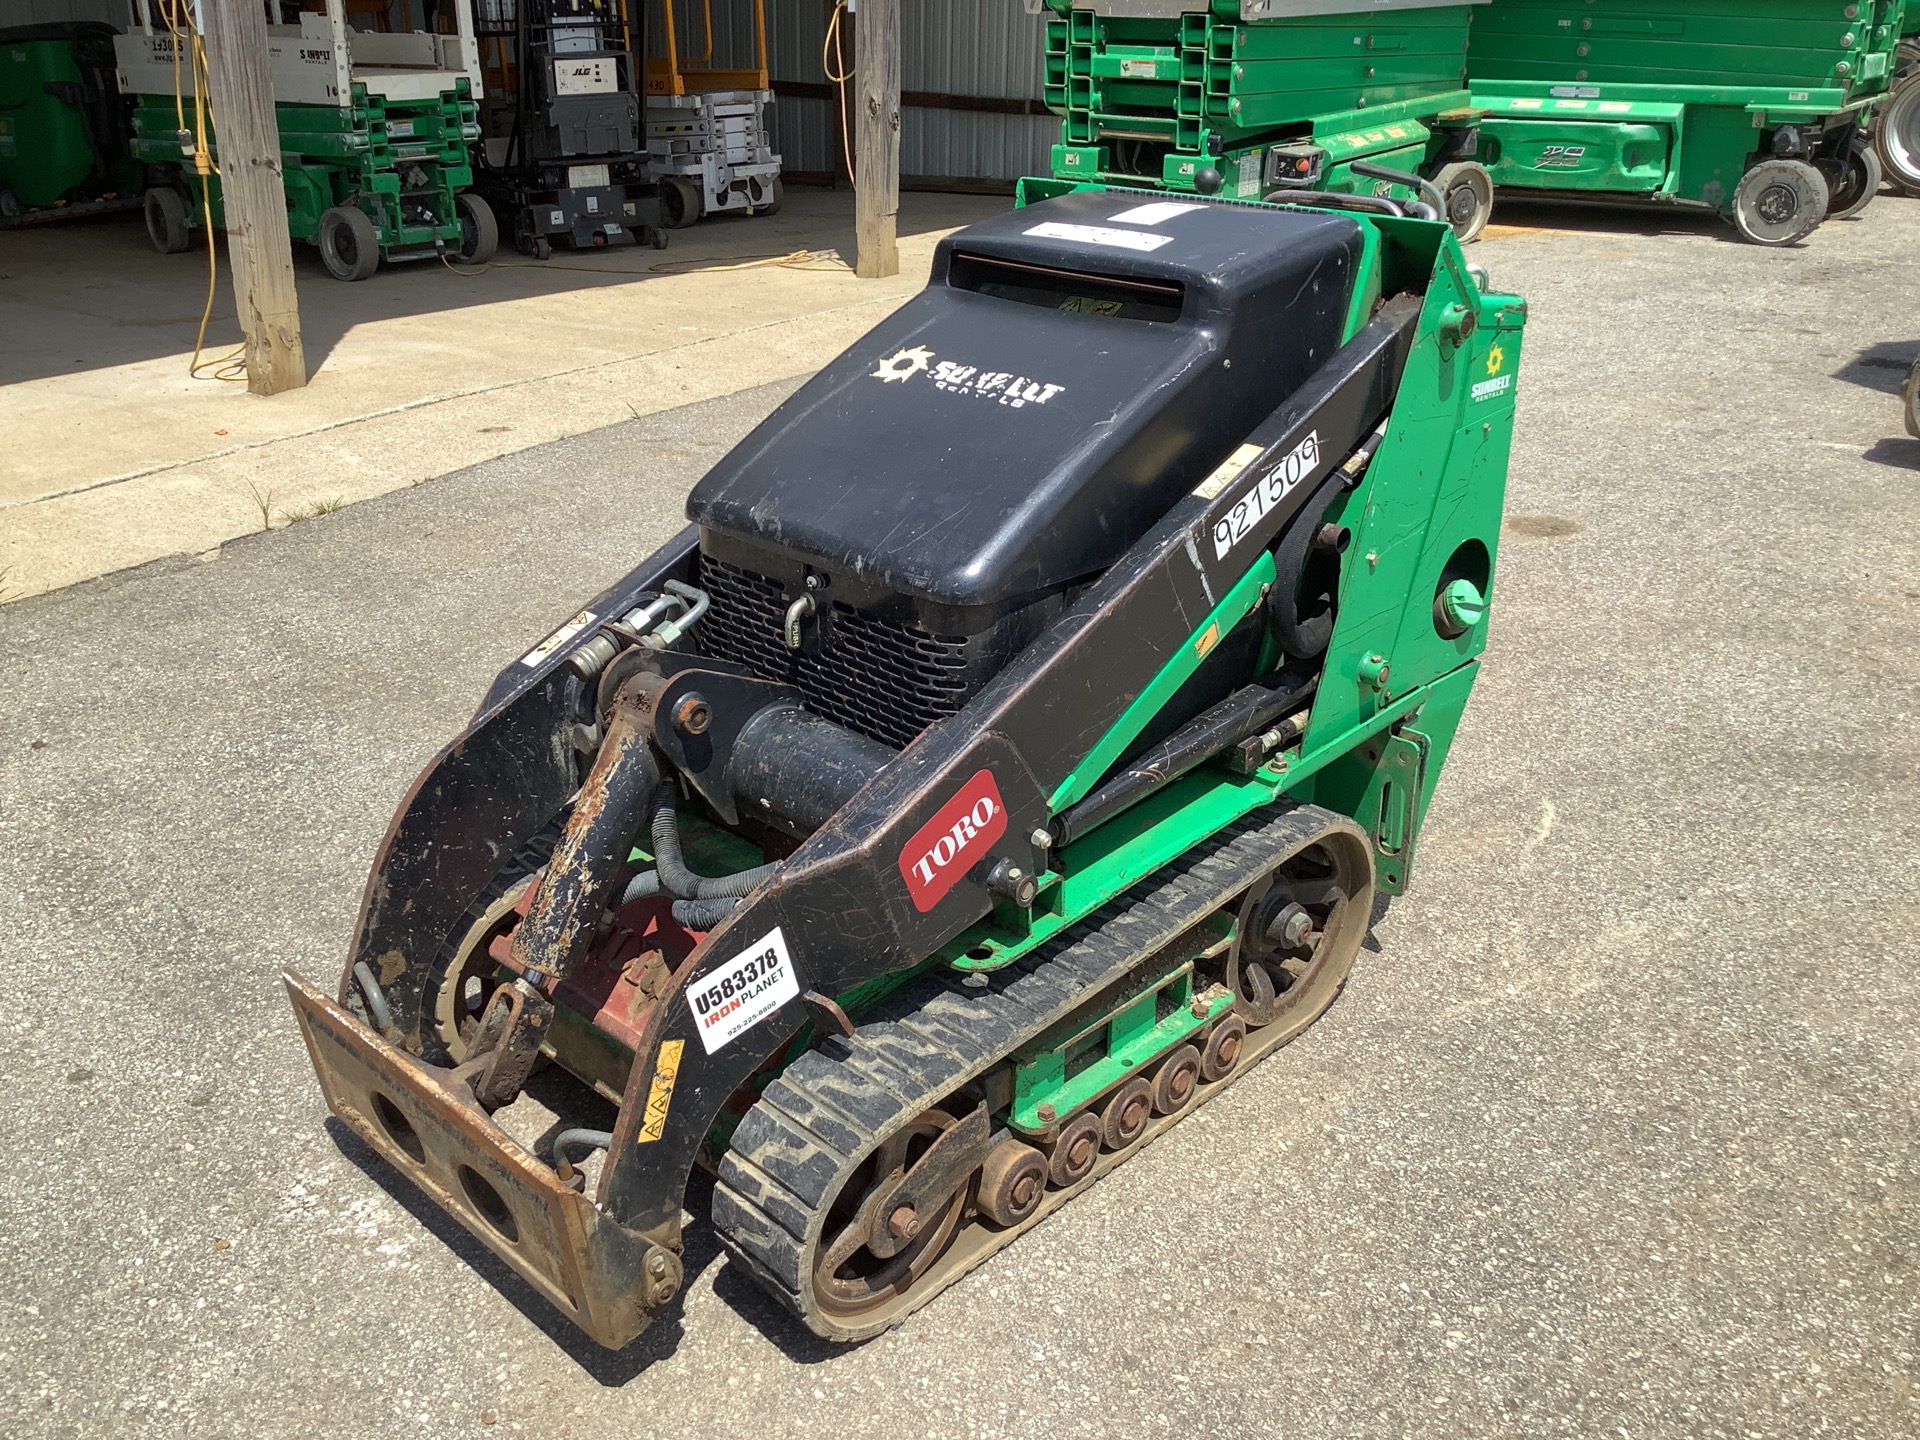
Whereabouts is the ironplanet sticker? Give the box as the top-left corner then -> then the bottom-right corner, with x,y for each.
686,927 -> 799,1053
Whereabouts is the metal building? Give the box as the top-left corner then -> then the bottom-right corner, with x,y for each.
661,0 -> 1050,187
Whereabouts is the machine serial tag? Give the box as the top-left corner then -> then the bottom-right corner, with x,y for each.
687,928 -> 799,1054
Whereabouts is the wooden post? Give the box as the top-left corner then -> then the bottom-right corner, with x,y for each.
199,0 -> 308,394
853,0 -> 899,279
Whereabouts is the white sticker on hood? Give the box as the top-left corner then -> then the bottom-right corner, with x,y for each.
1106,201 -> 1204,226
687,926 -> 800,1054
1023,221 -> 1173,252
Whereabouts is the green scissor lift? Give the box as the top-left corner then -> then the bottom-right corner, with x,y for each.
1044,0 -> 1501,243
1465,0 -> 1905,244
114,0 -> 498,280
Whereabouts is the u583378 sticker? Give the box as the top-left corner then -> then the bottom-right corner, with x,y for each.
687,927 -> 799,1054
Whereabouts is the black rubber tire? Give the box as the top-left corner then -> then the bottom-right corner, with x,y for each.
1430,161 -> 1493,244
144,186 -> 192,254
661,175 -> 701,229
1904,357 -> 1920,442
451,191 -> 498,265
318,204 -> 380,281
1829,148 -> 1882,221
1729,159 -> 1828,246
0,189 -> 21,221
1875,75 -> 1920,197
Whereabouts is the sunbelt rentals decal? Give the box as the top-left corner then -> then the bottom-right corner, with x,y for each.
1473,341 -> 1512,403
870,346 -> 1067,409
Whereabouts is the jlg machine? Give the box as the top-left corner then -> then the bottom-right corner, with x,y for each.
286,179 -> 1527,1347
471,0 -> 666,256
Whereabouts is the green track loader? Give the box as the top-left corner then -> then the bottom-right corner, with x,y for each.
285,180 -> 1526,1349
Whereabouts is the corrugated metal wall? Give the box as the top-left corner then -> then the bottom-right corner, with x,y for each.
5,0 -> 134,26
654,0 -> 1052,182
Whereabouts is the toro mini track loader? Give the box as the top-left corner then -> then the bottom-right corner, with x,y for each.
285,180 -> 1527,1349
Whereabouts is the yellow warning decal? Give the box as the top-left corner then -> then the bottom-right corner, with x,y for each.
1193,441 -> 1264,500
1194,622 -> 1221,659
638,1038 -> 686,1143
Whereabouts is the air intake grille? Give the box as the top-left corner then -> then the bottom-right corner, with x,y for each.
697,555 -> 986,751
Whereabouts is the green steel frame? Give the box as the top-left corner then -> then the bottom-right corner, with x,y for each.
1043,1 -> 1489,204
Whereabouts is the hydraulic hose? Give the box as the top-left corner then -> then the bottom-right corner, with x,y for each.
553,1128 -> 614,1170
671,896 -> 740,930
648,779 -> 781,900
351,960 -> 394,1033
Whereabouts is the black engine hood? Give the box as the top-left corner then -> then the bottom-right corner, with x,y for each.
685,191 -> 1362,609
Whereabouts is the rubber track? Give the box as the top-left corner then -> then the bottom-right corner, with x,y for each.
710,803 -> 1358,1341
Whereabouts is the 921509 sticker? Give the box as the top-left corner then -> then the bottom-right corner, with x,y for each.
1212,430 -> 1321,560
687,927 -> 799,1054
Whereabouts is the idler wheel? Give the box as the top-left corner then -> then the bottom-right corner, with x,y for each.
1150,1044 -> 1201,1115
977,1139 -> 1048,1227
1100,1076 -> 1154,1150
1044,1113 -> 1101,1188
1199,1015 -> 1247,1082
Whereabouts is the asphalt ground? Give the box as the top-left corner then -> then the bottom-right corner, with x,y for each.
2,194 -> 1917,1439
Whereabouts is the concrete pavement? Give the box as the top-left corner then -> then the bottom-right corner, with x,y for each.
0,188 -> 1001,603
0,193 -> 1916,1439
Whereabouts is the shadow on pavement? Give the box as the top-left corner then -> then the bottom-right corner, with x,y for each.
0,184 -> 1004,384
1833,339 -> 1919,395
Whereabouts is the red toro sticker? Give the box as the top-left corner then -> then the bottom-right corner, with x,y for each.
899,769 -> 1008,913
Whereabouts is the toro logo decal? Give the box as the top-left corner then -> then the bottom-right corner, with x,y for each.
900,769 -> 1007,912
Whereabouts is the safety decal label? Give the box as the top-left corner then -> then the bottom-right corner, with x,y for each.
637,1039 -> 685,1142
1212,430 -> 1322,560
1193,442 -> 1264,500
1023,220 -> 1174,252
520,610 -> 598,668
1107,201 -> 1203,226
900,769 -> 1008,913
687,928 -> 799,1054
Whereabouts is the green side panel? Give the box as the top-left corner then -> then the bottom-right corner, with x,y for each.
1672,102 -> 1764,207
1479,115 -> 1674,192
1467,0 -> 1904,102
1047,550 -> 1277,813
1300,228 -> 1524,762
0,34 -> 133,207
